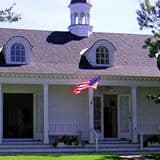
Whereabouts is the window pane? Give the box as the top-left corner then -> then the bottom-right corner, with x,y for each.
16,44 -> 20,50
101,53 -> 104,58
21,56 -> 25,62
10,43 -> 25,63
16,56 -> 20,62
101,59 -> 105,64
96,59 -> 100,64
94,96 -> 101,132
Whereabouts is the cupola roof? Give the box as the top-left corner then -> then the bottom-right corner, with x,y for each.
70,0 -> 91,5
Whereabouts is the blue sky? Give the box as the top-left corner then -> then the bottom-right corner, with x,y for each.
0,0 -> 150,34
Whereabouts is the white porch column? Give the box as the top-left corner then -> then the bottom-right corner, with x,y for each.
131,86 -> 138,143
0,84 -> 2,144
88,89 -> 94,143
43,84 -> 49,144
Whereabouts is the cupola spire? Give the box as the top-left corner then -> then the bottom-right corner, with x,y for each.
68,0 -> 93,37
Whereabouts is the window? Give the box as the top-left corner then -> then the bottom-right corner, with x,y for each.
80,12 -> 85,24
96,46 -> 109,65
80,39 -> 116,68
10,43 -> 25,63
119,95 -> 130,133
4,36 -> 32,65
74,12 -> 78,24
94,96 -> 101,132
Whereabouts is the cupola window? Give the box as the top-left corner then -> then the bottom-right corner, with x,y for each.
80,12 -> 86,24
11,42 -> 25,63
96,46 -> 109,65
74,12 -> 78,24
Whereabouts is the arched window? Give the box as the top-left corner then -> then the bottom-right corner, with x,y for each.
74,12 -> 78,24
80,12 -> 86,24
11,42 -> 25,63
96,46 -> 109,64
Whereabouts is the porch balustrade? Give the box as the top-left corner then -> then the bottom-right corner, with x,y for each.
138,122 -> 160,134
137,122 -> 160,150
48,122 -> 80,136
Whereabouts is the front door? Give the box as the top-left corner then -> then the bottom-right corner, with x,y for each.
3,93 -> 33,139
103,95 -> 117,138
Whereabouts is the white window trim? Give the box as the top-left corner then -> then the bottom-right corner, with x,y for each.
4,36 -> 32,65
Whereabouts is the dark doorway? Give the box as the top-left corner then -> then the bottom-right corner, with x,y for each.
103,95 -> 117,138
3,93 -> 33,138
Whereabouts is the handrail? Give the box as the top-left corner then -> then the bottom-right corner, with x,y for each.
134,126 -> 143,151
90,128 -> 98,152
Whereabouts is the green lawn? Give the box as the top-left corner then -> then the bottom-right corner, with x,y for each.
0,155 -> 128,160
0,154 -> 159,160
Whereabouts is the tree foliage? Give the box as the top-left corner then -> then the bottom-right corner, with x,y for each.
137,0 -> 160,103
0,3 -> 21,23
147,94 -> 160,103
137,0 -> 160,67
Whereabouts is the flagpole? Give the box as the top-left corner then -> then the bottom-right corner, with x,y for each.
88,89 -> 94,143
90,89 -> 94,104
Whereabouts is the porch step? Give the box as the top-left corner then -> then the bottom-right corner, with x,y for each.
0,144 -> 52,149
94,143 -> 139,148
0,147 -> 95,153
98,139 -> 131,144
0,143 -> 159,153
0,142 -> 95,153
0,139 -> 159,153
85,139 -> 140,152
3,139 -> 42,144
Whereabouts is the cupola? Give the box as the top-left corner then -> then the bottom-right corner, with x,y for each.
68,0 -> 93,37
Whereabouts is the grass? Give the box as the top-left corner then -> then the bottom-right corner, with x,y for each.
0,154 -> 159,160
0,155 -> 129,160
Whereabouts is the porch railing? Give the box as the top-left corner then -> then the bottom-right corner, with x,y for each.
138,122 -> 160,134
137,122 -> 160,150
90,128 -> 98,152
49,122 -> 80,136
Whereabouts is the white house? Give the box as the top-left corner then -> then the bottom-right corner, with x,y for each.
0,0 -> 160,152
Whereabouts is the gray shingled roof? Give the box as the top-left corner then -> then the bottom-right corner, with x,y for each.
0,28 -> 159,78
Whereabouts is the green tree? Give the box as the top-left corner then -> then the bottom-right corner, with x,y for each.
137,0 -> 160,103
0,3 -> 21,23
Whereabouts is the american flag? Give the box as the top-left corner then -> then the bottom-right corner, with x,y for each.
72,76 -> 101,95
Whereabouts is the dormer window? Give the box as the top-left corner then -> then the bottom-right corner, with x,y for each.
96,46 -> 109,65
4,36 -> 32,65
80,39 -> 116,69
11,43 -> 25,63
